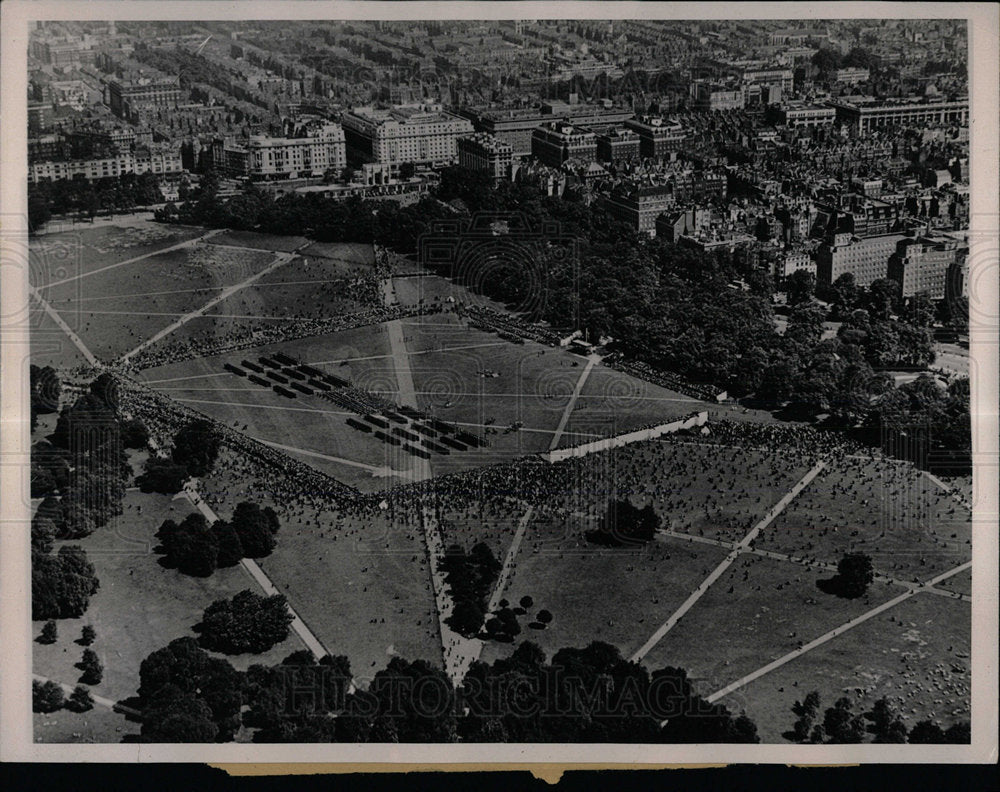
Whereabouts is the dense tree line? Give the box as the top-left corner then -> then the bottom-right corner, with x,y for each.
133,638 -> 759,744
789,690 -> 969,744
28,173 -> 165,231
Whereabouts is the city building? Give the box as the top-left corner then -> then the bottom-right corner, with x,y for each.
816,231 -> 908,288
594,127 -> 641,163
531,121 -> 597,168
461,103 -> 634,157
602,184 -> 675,236
341,104 -> 474,173
623,115 -> 687,158
215,122 -> 346,179
108,74 -> 183,120
829,95 -> 969,135
775,246 -> 817,282
767,102 -> 837,127
888,234 -> 957,299
456,133 -> 513,184
28,149 -> 184,183
691,81 -> 746,112
835,67 -> 871,85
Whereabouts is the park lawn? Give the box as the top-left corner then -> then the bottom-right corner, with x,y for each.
299,241 -> 375,270
29,304 -> 93,370
760,460 -> 972,583
34,705 -> 138,744
32,486 -> 307,711
437,502 -> 529,569
390,274 -> 480,309
204,254 -> 377,325
206,229 -> 309,252
935,568 -> 972,597
478,525 -> 733,668
198,452 -> 442,678
30,221 -> 206,286
716,591 -> 971,743
555,363 -> 701,449
535,441 -> 814,545
638,554 -> 900,703
37,245 -> 276,361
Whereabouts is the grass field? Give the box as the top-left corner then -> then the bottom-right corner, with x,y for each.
761,461 -> 972,583
717,591 -> 971,742
33,706 -> 139,744
199,448 -> 443,679
637,554 -> 900,698
32,481 -> 307,710
36,243 -> 276,361
479,531 -> 733,666
300,241 -> 376,270
30,221 -> 207,287
207,229 -> 310,252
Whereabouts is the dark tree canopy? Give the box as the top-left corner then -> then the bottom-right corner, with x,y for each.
198,590 -> 294,655
172,419 -> 221,477
32,545 -> 100,620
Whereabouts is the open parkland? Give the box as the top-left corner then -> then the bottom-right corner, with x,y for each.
28,219 -> 971,743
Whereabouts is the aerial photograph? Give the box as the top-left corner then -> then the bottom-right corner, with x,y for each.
24,18 -> 974,745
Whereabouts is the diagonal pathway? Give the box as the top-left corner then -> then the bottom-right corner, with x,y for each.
40,229 -> 224,290
704,560 -> 973,704
485,506 -> 535,616
548,354 -> 601,451
119,251 -> 294,363
29,286 -> 100,366
630,460 -> 827,664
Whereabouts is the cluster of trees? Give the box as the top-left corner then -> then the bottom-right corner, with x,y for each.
28,172 -> 165,232
137,637 -> 245,742
154,175 -> 455,254
32,678 -> 96,714
157,502 -> 280,577
133,638 -> 759,744
439,542 -> 501,639
789,691 -> 969,744
32,543 -> 100,621
587,499 -> 661,547
136,418 -> 220,494
196,590 -> 294,655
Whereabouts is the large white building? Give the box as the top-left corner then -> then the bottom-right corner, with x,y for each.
341,104 -> 473,174
28,149 -> 183,183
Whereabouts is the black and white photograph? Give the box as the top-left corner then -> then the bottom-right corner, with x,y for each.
0,1 -> 996,765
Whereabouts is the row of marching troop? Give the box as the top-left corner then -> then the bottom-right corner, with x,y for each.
222,351 -> 490,461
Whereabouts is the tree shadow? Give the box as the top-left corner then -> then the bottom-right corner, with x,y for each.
817,576 -> 863,599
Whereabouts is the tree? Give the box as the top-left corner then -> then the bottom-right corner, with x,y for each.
398,162 -> 416,180
68,685 -> 94,712
908,719 -> 946,743
213,520 -> 244,568
822,697 -> 867,743
785,269 -> 816,306
32,680 -> 65,713
519,595 -> 534,611
864,697 -> 908,743
231,502 -> 277,558
157,513 -> 219,577
137,456 -> 189,494
141,684 -> 219,743
81,625 -> 96,646
121,418 -> 150,449
791,691 -> 821,742
171,419 -> 221,477
446,598 -> 485,638
31,545 -> 100,620
536,609 -> 553,626
198,590 -> 294,654
835,552 -> 874,598
588,499 -> 660,546
28,192 -> 52,234
80,648 -> 104,685
40,620 -> 58,644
